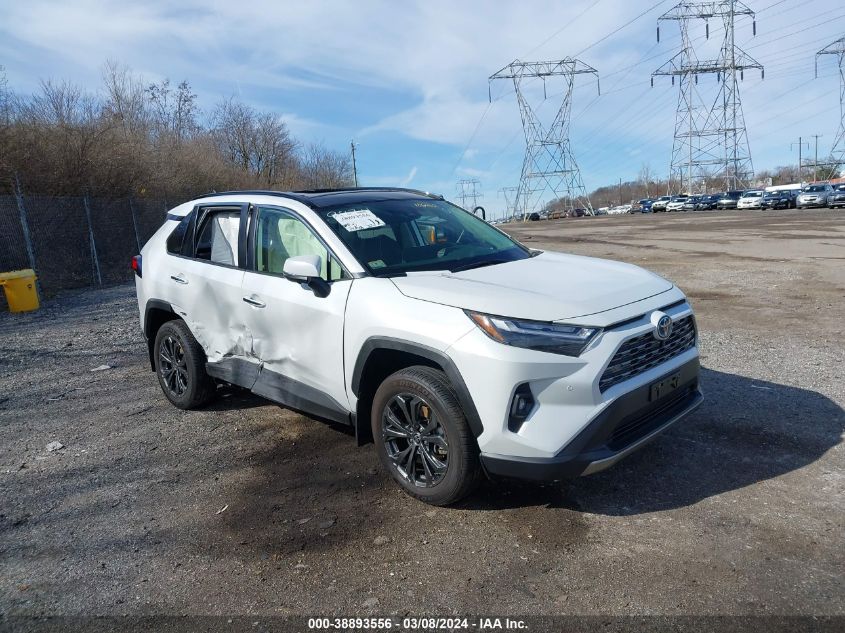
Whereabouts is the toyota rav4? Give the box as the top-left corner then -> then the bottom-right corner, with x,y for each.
134,188 -> 702,505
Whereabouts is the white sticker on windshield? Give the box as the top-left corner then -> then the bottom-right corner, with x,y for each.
331,209 -> 386,232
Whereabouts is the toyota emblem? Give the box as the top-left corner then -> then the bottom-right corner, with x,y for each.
650,311 -> 674,341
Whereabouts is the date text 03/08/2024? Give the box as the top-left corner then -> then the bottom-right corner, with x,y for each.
307,617 -> 528,630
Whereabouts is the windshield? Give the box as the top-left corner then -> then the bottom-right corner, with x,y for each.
743,191 -> 763,198
316,198 -> 531,276
804,185 -> 826,192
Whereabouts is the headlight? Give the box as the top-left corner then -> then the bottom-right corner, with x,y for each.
466,311 -> 599,357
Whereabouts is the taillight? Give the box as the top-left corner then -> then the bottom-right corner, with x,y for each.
132,255 -> 142,277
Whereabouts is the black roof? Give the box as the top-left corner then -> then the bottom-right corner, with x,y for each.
200,187 -> 443,209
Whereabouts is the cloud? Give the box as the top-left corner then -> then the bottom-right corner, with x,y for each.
1,0 -> 842,196
399,166 -> 418,187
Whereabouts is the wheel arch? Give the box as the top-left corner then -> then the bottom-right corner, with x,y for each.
144,299 -> 181,371
351,337 -> 484,445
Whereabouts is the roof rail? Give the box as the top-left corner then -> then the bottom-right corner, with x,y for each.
197,187 -> 443,202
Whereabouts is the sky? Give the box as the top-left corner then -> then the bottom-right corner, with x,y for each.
1,0 -> 843,216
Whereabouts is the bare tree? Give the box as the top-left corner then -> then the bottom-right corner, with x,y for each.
212,98 -> 297,186
1,62 -> 353,197
298,142 -> 353,189
146,78 -> 198,143
0,65 -> 10,125
101,61 -> 149,137
638,162 -> 654,197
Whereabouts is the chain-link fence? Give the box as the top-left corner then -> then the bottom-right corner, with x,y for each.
0,191 -> 174,309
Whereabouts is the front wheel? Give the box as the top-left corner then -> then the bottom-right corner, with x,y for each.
371,366 -> 482,505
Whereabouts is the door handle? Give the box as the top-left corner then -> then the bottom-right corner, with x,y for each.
242,296 -> 266,308
170,274 -> 188,285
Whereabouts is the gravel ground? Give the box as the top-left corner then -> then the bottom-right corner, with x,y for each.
0,208 -> 843,620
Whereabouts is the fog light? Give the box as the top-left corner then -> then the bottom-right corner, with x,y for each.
508,383 -> 535,433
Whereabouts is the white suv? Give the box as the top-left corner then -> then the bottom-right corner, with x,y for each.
134,189 -> 702,505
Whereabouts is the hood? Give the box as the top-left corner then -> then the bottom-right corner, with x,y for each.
390,251 -> 674,323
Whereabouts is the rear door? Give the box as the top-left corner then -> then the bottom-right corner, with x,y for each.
239,205 -> 353,422
164,203 -> 257,381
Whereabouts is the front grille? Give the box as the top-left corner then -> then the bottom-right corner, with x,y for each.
599,315 -> 696,392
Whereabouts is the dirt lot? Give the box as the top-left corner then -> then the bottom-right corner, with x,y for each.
1,208 -> 843,620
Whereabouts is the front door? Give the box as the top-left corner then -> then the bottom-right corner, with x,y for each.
239,205 -> 352,423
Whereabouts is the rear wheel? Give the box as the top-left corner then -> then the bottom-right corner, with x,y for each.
371,366 -> 482,505
154,320 -> 216,409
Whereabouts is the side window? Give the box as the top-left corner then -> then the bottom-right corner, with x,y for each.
195,210 -> 241,266
166,214 -> 191,254
255,207 -> 346,281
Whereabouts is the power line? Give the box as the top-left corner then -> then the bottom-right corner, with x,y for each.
522,0 -> 604,59
574,0 -> 672,57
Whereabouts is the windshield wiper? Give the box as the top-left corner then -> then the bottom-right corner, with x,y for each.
449,258 -> 509,273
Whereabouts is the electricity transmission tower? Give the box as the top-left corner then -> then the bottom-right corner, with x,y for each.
652,0 -> 763,193
498,186 -> 519,221
811,36 -> 845,180
489,59 -> 599,219
456,179 -> 483,211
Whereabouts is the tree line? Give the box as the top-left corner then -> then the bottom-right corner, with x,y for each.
0,62 -> 353,198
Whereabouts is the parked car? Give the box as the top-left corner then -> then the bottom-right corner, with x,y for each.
761,190 -> 795,209
637,199 -> 654,213
737,190 -> 764,209
697,194 -> 721,210
681,195 -> 702,211
528,212 -> 541,221
829,184 -> 845,208
567,208 -> 587,218
716,191 -> 744,209
652,195 -> 672,212
133,188 -> 702,505
796,183 -> 833,209
666,195 -> 689,212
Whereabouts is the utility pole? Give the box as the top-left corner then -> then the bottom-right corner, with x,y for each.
489,58 -> 599,218
811,134 -> 823,182
456,179 -> 483,211
813,36 -> 845,180
350,140 -> 358,187
791,137 -> 808,184
652,0 -> 763,192
618,178 -> 623,205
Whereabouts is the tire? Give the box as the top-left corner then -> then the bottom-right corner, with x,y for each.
154,320 -> 217,410
371,366 -> 482,506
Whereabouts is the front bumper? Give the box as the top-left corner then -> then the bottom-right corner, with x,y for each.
481,357 -> 702,481
797,197 -> 827,207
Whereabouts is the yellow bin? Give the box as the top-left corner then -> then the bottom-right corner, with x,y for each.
0,269 -> 40,313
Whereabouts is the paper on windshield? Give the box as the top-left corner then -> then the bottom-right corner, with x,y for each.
331,209 -> 386,232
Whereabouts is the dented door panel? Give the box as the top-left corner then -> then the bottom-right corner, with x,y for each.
166,257 -> 251,364
239,271 -> 353,413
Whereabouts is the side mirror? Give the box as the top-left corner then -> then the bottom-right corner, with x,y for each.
283,254 -> 321,281
282,255 -> 330,298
